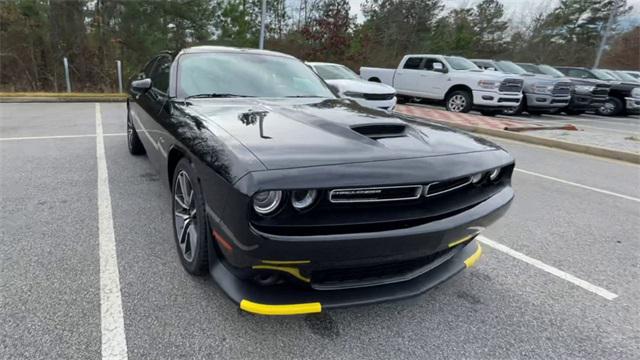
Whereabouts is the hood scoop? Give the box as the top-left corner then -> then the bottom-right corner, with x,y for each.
351,123 -> 407,140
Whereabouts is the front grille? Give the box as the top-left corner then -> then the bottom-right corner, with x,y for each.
499,78 -> 524,93
329,185 -> 422,203
592,85 -> 610,97
363,93 -> 395,101
552,82 -> 572,96
311,246 -> 461,290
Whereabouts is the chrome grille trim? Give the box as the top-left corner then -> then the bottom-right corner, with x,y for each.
329,185 -> 423,203
552,82 -> 572,96
499,78 -> 524,93
424,177 -> 472,197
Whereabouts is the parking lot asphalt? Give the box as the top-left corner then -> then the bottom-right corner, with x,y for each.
1,102 -> 639,359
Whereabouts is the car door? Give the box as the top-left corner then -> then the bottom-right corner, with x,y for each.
136,54 -> 173,170
393,57 -> 424,95
416,57 -> 449,99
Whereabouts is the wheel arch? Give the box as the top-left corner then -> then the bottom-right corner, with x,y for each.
445,84 -> 473,100
167,146 -> 187,187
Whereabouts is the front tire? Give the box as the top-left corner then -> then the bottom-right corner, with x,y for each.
597,97 -> 623,116
445,90 -> 472,113
127,108 -> 145,155
172,158 -> 209,275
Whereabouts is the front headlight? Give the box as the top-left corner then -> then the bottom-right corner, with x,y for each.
533,83 -> 554,94
478,80 -> 500,89
343,91 -> 365,98
291,190 -> 318,210
253,191 -> 283,215
631,87 -> 640,98
574,85 -> 594,94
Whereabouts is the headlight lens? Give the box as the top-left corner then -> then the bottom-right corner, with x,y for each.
343,91 -> 365,98
478,80 -> 500,89
489,168 -> 501,181
632,87 -> 640,98
533,83 -> 554,94
574,85 -> 594,94
253,191 -> 283,215
291,190 -> 318,210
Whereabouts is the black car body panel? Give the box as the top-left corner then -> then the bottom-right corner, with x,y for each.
128,46 -> 514,315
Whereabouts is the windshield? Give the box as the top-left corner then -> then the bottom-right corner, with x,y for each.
178,52 -> 336,98
313,64 -> 360,80
615,71 -> 639,82
517,63 -> 544,74
537,65 -> 565,78
495,61 -> 527,75
591,69 -> 616,81
444,56 -> 479,70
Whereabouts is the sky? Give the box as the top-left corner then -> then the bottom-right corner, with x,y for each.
347,0 -> 640,26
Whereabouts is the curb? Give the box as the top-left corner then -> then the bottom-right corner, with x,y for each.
0,96 -> 125,103
405,117 -> 640,165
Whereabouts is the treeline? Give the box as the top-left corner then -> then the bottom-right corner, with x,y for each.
0,0 -> 637,92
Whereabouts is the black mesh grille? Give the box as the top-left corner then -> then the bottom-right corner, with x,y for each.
311,247 -> 457,288
499,78 -> 524,93
592,85 -> 609,97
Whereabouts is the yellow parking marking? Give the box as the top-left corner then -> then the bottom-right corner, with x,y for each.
463,243 -> 482,268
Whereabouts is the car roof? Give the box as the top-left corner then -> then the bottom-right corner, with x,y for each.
178,46 -> 295,59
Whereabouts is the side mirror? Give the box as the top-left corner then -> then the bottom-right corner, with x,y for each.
432,63 -> 447,73
131,78 -> 152,93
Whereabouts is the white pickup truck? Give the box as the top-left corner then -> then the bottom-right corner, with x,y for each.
360,55 -> 524,115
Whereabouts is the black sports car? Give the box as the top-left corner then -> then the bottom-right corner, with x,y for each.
127,46 -> 514,315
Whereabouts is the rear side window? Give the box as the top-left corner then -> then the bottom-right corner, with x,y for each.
403,57 -> 423,70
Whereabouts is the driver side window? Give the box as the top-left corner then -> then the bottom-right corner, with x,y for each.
423,58 -> 445,72
150,56 -> 172,94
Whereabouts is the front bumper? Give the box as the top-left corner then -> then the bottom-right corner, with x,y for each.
208,185 -> 513,315
626,97 -> 640,114
472,90 -> 522,108
525,93 -> 570,110
211,239 -> 483,315
566,93 -> 606,111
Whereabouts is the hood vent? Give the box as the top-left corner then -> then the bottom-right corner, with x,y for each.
351,123 -> 407,140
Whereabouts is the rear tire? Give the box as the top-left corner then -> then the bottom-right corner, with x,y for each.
171,158 -> 209,275
597,97 -> 623,116
127,108 -> 145,155
445,90 -> 472,113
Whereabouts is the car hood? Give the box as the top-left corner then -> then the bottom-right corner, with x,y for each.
183,98 -> 500,170
460,70 -> 522,81
325,79 -> 396,94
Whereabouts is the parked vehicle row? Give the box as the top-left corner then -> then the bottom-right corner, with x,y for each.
360,55 -> 524,116
355,54 -> 639,117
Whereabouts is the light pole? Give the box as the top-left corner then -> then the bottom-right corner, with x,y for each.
259,0 -> 266,49
594,0 -> 619,68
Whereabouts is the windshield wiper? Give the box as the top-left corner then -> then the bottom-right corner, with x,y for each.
185,93 -> 254,99
283,95 -> 325,98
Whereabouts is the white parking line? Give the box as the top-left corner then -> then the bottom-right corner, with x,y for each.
478,235 -> 619,300
0,133 -> 125,141
96,104 -> 128,359
515,168 -> 640,203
